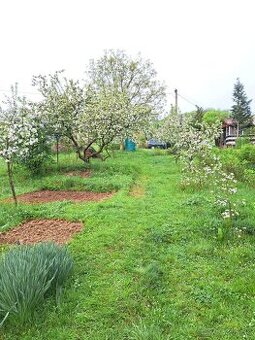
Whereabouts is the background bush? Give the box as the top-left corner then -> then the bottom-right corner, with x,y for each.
215,144 -> 255,184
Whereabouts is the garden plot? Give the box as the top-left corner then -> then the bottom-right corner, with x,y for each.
12,190 -> 113,204
0,219 -> 83,244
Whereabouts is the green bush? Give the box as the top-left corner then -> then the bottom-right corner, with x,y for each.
235,137 -> 250,148
243,169 -> 255,187
215,145 -> 255,185
202,109 -> 229,125
216,148 -> 245,180
0,243 -> 73,326
17,132 -> 53,176
238,144 -> 255,166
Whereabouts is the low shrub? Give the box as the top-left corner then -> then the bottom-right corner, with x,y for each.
216,145 -> 255,184
0,243 -> 73,326
243,169 -> 255,187
238,144 -> 255,166
216,148 -> 245,180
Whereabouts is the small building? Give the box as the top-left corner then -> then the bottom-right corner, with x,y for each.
221,118 -> 239,147
220,117 -> 255,147
124,138 -> 136,151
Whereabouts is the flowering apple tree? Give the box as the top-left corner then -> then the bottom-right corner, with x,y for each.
0,86 -> 39,205
87,49 -> 166,116
33,52 -> 166,162
33,72 -> 134,162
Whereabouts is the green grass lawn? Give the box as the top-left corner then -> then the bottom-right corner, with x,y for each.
1,150 -> 255,339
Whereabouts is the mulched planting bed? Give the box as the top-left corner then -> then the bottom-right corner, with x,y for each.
0,219 -> 83,244
13,190 -> 113,204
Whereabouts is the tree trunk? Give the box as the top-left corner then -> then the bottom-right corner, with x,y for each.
7,161 -> 17,206
56,138 -> 59,165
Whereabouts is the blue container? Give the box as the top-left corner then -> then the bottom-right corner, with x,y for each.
124,138 -> 136,151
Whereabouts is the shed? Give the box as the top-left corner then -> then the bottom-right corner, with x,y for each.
124,138 -> 136,151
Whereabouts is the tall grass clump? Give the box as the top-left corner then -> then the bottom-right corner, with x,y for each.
35,243 -> 73,303
0,243 -> 73,326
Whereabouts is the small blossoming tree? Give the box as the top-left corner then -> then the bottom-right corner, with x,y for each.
0,86 -> 38,205
176,118 -> 222,187
157,112 -> 241,236
212,161 -> 239,232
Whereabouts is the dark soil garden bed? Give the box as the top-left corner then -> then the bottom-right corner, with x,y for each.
11,190 -> 113,204
0,219 -> 83,244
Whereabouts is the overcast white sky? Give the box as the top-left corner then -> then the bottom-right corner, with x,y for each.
0,0 -> 254,113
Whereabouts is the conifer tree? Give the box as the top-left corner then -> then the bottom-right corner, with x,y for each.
231,78 -> 252,127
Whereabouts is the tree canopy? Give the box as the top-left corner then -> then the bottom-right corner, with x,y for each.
87,50 -> 166,116
203,109 -> 230,125
33,51 -> 166,162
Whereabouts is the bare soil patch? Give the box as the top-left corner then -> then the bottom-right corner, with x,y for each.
0,219 -> 83,245
65,170 -> 92,178
14,190 -> 113,204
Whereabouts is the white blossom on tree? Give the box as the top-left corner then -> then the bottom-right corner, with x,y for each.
87,50 -> 166,116
33,51 -> 166,162
0,85 -> 39,205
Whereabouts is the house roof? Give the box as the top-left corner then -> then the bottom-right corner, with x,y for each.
222,118 -> 238,127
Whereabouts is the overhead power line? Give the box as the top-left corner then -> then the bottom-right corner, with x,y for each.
178,93 -> 198,107
167,90 -> 203,109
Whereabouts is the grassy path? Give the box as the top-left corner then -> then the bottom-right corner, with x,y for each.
1,151 -> 255,339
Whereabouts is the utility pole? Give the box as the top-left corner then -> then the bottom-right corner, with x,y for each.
174,89 -> 178,115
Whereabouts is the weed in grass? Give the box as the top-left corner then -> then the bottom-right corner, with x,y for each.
190,286 -> 214,305
139,261 -> 164,292
128,321 -> 167,340
181,194 -> 210,207
146,225 -> 175,244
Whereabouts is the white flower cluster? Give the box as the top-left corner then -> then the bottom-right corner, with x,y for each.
157,113 -> 241,226
0,89 -> 39,163
222,209 -> 239,219
32,68 -> 162,161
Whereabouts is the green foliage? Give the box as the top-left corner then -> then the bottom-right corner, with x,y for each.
238,144 -> 255,165
215,148 -> 245,180
17,122 -> 53,176
0,243 -> 73,326
235,136 -> 251,148
203,109 -> 230,125
216,145 -> 255,184
243,169 -> 255,187
0,206 -> 34,232
32,243 -> 73,303
18,142 -> 52,176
